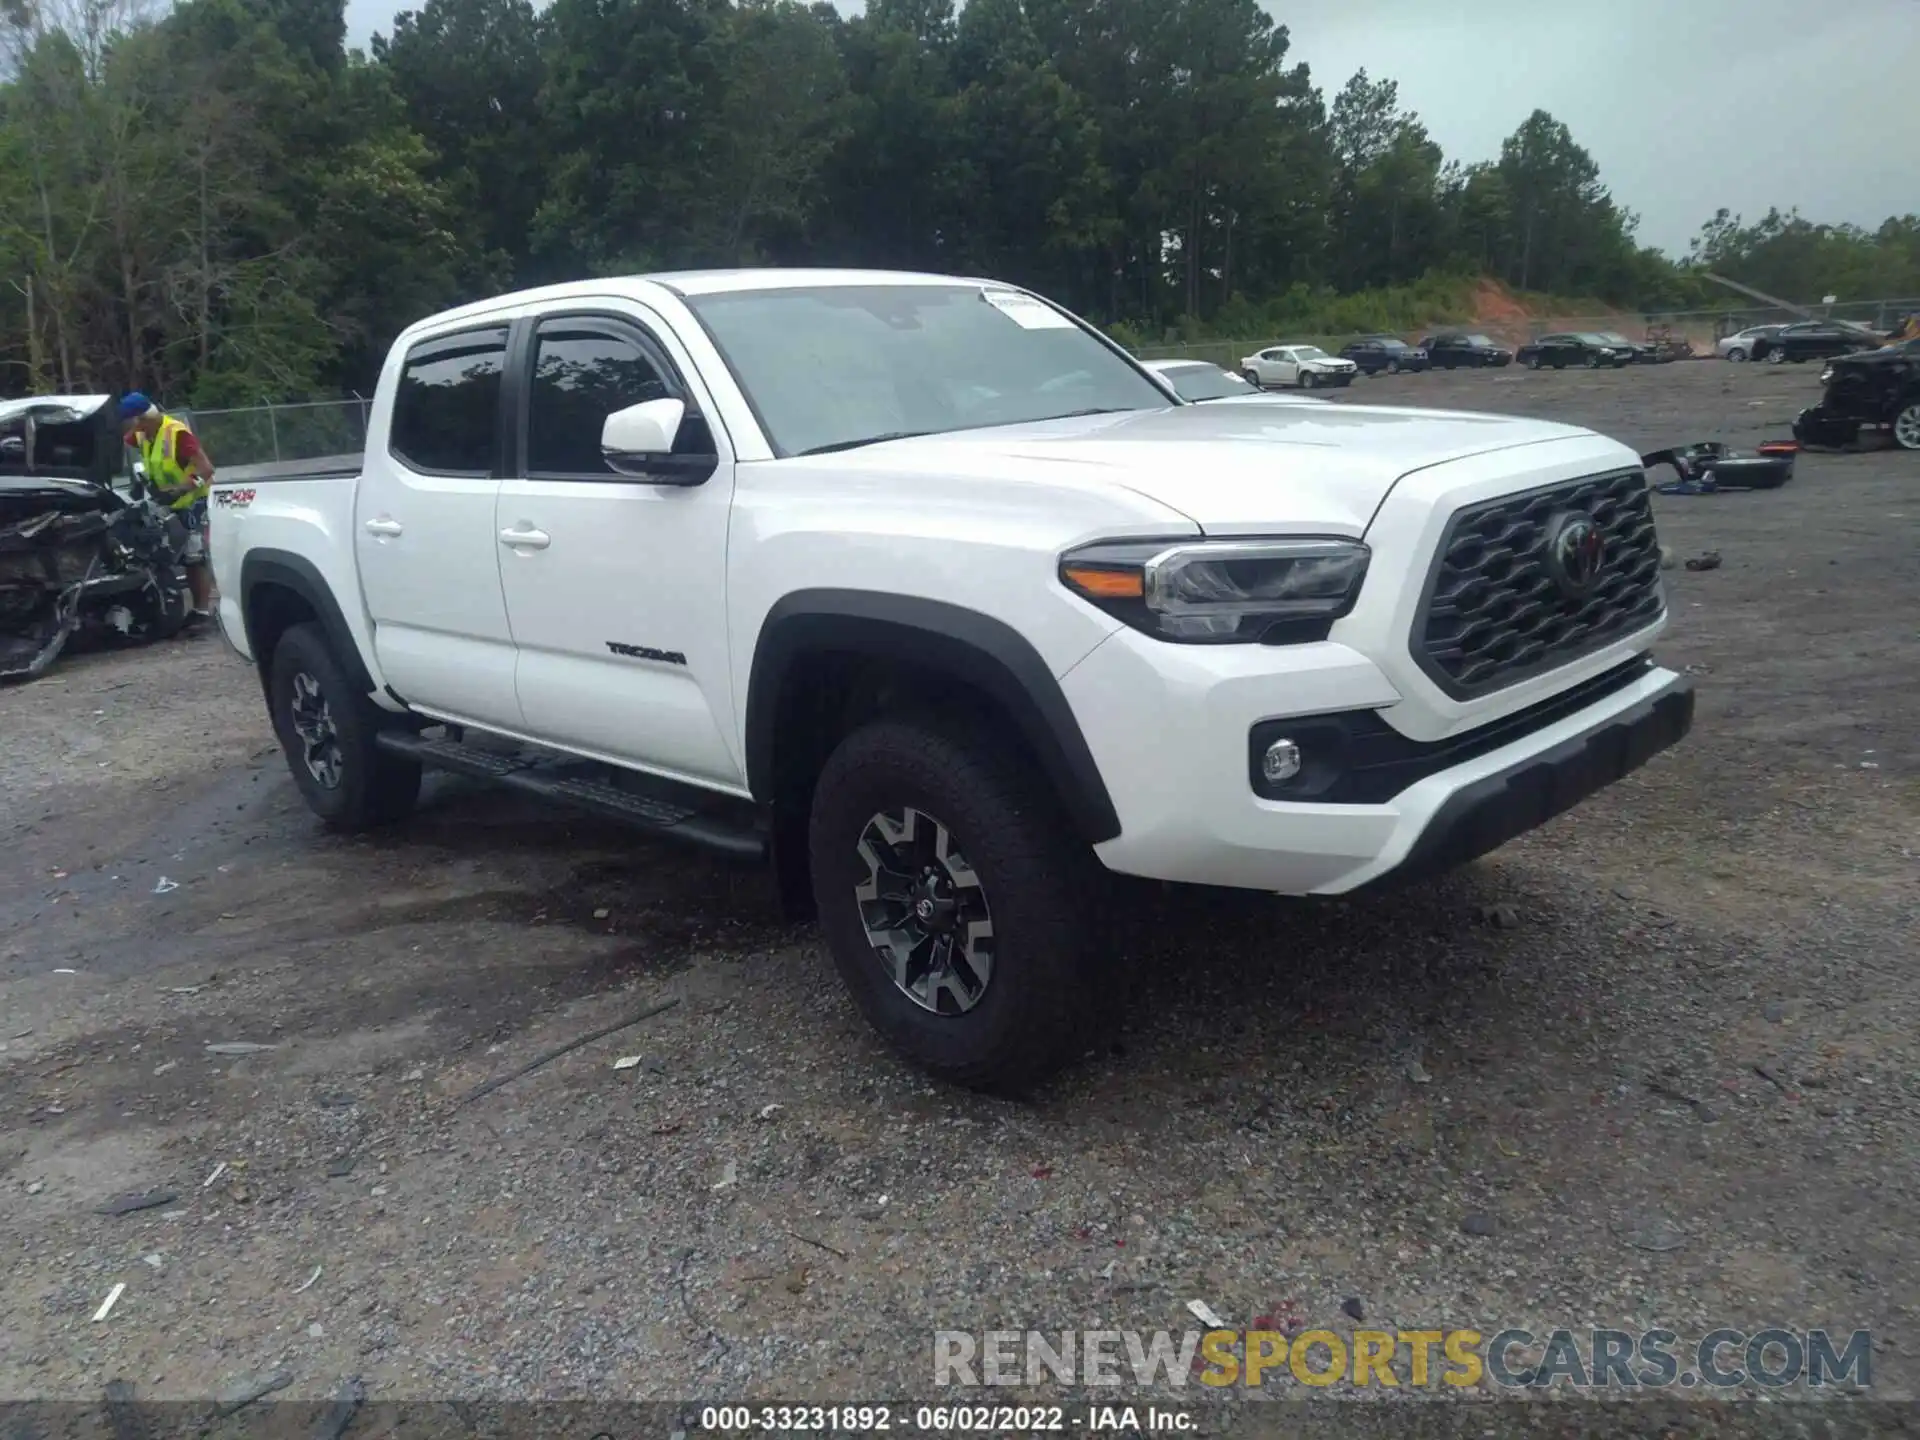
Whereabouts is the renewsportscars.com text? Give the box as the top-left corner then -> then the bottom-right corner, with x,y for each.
933,1327 -> 1872,1391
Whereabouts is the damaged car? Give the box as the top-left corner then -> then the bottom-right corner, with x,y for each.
1793,337 -> 1920,451
1,394 -> 195,681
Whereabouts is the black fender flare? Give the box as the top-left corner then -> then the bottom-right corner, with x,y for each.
238,549 -> 376,698
744,590 -> 1121,845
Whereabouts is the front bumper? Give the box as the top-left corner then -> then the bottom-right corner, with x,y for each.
1062,622 -> 1693,895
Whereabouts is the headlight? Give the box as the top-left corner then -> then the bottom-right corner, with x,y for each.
1058,537 -> 1370,644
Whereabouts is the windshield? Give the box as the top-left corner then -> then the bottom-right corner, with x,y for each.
681,283 -> 1171,456
1595,332 -> 1631,344
1160,364 -> 1253,402
1581,333 -> 1617,345
1376,339 -> 1409,352
1464,334 -> 1494,347
1294,346 -> 1330,361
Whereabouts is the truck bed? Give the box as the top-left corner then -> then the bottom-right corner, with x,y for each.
217,452 -> 363,483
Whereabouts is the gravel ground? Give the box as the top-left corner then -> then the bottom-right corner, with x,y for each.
1,359 -> 1915,1423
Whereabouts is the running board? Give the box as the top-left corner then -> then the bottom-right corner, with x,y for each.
375,731 -> 767,862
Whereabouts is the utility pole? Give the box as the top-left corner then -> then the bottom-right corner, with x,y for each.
1702,272 -> 1885,340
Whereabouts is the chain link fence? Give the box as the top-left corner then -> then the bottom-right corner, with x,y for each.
176,397 -> 372,470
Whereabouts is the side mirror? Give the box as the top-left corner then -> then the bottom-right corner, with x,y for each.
601,398 -> 717,486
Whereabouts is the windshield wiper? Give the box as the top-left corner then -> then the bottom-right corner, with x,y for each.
798,430 -> 933,456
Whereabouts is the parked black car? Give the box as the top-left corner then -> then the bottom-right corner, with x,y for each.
1,395 -> 194,681
1418,332 -> 1513,368
1338,336 -> 1430,375
1751,321 -> 1879,365
1792,337 -> 1920,450
1594,330 -> 1668,363
1515,332 -> 1635,370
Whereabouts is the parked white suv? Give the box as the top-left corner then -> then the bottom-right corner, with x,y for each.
209,269 -> 1693,1091
1240,344 -> 1359,390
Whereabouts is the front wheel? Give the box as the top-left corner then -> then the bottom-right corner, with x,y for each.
267,623 -> 421,831
807,717 -> 1103,1093
1893,400 -> 1920,451
1587,352 -> 1604,369
1766,347 -> 1786,364
1526,354 -> 1542,371
1726,348 -> 1747,363
1299,371 -> 1316,389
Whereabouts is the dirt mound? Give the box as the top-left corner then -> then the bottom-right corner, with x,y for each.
1471,278 -> 1532,327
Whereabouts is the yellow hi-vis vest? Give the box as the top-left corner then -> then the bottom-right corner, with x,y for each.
140,416 -> 206,510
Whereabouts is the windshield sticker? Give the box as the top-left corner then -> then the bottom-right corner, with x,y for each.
981,289 -> 1076,330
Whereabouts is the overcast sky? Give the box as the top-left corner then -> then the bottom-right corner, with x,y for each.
342,0 -> 1920,258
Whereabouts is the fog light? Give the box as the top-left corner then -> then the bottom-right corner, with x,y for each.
1262,737 -> 1302,784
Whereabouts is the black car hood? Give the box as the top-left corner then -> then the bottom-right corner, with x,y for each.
0,394 -> 123,488
1829,346 -> 1915,371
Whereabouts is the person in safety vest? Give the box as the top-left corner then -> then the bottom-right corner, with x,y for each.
119,391 -> 216,619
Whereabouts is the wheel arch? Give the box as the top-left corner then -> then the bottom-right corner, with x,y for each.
239,549 -> 376,700
744,590 -> 1122,849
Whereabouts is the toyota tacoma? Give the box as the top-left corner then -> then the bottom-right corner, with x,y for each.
209,269 -> 1694,1090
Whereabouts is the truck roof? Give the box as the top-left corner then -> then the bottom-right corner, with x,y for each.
401,268 -> 1005,339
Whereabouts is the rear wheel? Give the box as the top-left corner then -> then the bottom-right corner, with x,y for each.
1726,347 -> 1748,362
1526,353 -> 1543,371
1766,347 -> 1787,364
1241,369 -> 1262,389
807,716 -> 1103,1093
1385,359 -> 1400,375
267,623 -> 420,831
1894,401 -> 1920,451
1587,352 -> 1604,369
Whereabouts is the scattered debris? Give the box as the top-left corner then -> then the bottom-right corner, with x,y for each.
785,1228 -> 848,1260
782,1266 -> 810,1295
612,1055 -> 643,1071
1405,1058 -> 1432,1085
1685,550 -> 1723,572
152,877 -> 178,895
294,1265 -> 323,1294
141,1254 -> 163,1270
53,967 -> 77,974
310,1376 -> 366,1440
152,1061 -> 177,1076
1460,1213 -> 1498,1238
712,1160 -> 739,1192
403,1067 -> 425,1082
308,1323 -> 325,1339
758,1103 -> 784,1120
1754,1062 -> 1797,1097
1186,1299 -> 1229,1329
1031,1165 -> 1053,1179
1763,1002 -> 1786,1024
92,1282 -> 127,1321
213,1366 -> 294,1417
593,908 -> 610,920
25,1181 -> 43,1195
326,1156 -> 357,1179
203,1162 -> 228,1189
97,1189 -> 179,1217
1341,1297 -> 1365,1322
1478,902 -> 1522,930
205,1042 -> 275,1056
1621,1217 -> 1687,1253
455,996 -> 682,1108
168,986 -> 201,996
1100,1259 -> 1118,1280
315,1091 -> 356,1109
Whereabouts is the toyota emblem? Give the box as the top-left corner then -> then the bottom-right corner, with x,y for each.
1547,513 -> 1605,598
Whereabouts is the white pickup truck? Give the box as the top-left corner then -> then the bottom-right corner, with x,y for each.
209,268 -> 1693,1090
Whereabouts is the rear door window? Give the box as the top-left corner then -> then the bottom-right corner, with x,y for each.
389,328 -> 509,475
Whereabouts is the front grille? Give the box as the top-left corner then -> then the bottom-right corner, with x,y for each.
1415,468 -> 1664,698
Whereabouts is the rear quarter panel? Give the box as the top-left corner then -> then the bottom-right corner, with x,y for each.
209,473 -> 377,687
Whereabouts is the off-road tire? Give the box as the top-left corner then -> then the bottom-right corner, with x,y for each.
807,715 -> 1104,1093
268,622 -> 420,831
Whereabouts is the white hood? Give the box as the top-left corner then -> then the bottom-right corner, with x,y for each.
811,401 -> 1631,534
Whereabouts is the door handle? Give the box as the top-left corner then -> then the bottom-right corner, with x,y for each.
499,526 -> 551,551
364,517 -> 403,537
